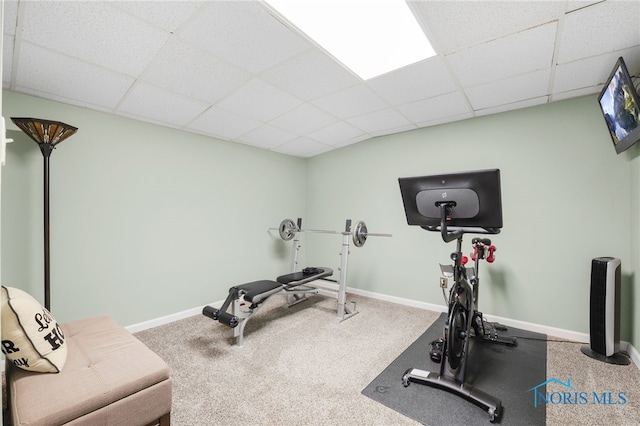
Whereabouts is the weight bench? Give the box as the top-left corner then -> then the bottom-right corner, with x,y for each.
202,267 -> 333,346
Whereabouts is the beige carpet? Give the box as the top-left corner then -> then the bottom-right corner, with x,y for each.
134,293 -> 640,425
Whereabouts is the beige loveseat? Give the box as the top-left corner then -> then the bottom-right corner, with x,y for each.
6,315 -> 172,426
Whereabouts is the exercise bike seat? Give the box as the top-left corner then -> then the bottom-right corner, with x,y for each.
236,280 -> 282,304
277,267 -> 333,288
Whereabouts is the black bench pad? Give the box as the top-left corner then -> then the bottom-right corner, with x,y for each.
277,267 -> 333,287
236,280 -> 281,303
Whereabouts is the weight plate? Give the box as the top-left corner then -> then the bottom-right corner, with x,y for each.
353,220 -> 367,247
278,218 -> 297,241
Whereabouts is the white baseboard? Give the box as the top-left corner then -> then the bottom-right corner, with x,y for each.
125,285 -> 639,370
126,301 -> 222,334
624,340 -> 640,367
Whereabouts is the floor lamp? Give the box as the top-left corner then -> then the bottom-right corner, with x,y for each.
11,117 -> 78,312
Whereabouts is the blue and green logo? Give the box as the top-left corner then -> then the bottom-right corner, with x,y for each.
527,378 -> 627,407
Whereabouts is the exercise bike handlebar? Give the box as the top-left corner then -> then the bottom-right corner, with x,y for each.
421,202 -> 500,243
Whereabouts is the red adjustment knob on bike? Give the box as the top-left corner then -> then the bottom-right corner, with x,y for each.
471,246 -> 478,261
462,255 -> 469,265
487,245 -> 496,263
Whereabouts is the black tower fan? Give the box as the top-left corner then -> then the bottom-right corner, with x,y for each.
581,257 -> 630,365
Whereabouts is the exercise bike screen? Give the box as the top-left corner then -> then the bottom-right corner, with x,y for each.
398,168 -> 503,230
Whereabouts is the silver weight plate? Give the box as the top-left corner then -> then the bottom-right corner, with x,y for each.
352,220 -> 367,247
279,218 -> 297,241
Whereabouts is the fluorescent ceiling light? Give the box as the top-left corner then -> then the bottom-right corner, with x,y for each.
264,0 -> 436,80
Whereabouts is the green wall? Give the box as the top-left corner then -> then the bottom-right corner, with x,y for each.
1,90 -> 306,325
306,95 -> 637,345
630,142 -> 640,349
2,90 -> 638,350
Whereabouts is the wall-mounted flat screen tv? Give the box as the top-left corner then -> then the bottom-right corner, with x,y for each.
597,56 -> 640,154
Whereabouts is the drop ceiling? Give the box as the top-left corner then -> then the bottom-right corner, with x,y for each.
3,0 -> 640,158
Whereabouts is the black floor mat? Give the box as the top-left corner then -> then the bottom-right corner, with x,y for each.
362,313 -> 547,425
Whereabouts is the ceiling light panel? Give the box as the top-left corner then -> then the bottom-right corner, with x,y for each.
265,0 -> 435,80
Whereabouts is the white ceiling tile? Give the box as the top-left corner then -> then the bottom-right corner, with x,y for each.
558,1 -> 640,64
551,87 -> 600,102
270,103 -> 338,135
117,82 -> 209,128
14,42 -> 135,109
259,49 -> 360,100
565,1 -> 601,13
367,56 -> 458,106
552,48 -> 639,95
142,37 -> 251,104
465,69 -> 551,110
3,0 -> 18,36
447,22 -> 557,87
475,96 -> 549,117
20,1 -> 169,77
3,35 -> 14,85
307,121 -> 367,146
311,85 -> 389,120
396,91 -> 471,124
413,112 -> 474,129
235,124 -> 298,149
5,0 -> 638,158
179,1 -> 311,74
370,123 -> 417,138
330,134 -> 371,149
111,1 -> 205,33
187,106 -> 263,141
411,1 -> 565,54
347,108 -> 414,134
271,137 -> 333,158
217,78 -> 302,122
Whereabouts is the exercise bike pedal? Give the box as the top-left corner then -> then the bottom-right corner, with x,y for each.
429,338 -> 444,363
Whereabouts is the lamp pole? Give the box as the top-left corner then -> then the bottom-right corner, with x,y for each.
42,144 -> 53,311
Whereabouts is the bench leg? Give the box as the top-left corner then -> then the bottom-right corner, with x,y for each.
145,413 -> 170,426
160,413 -> 171,426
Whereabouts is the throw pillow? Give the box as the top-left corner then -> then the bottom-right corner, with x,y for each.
1,286 -> 67,373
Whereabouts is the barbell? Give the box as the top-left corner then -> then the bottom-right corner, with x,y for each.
271,218 -> 392,247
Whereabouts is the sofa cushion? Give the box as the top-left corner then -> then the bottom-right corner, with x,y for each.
1,286 -> 67,373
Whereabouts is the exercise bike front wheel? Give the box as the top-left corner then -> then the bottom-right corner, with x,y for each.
447,303 -> 468,371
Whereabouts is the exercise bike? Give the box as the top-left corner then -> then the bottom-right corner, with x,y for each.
401,201 -> 516,423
